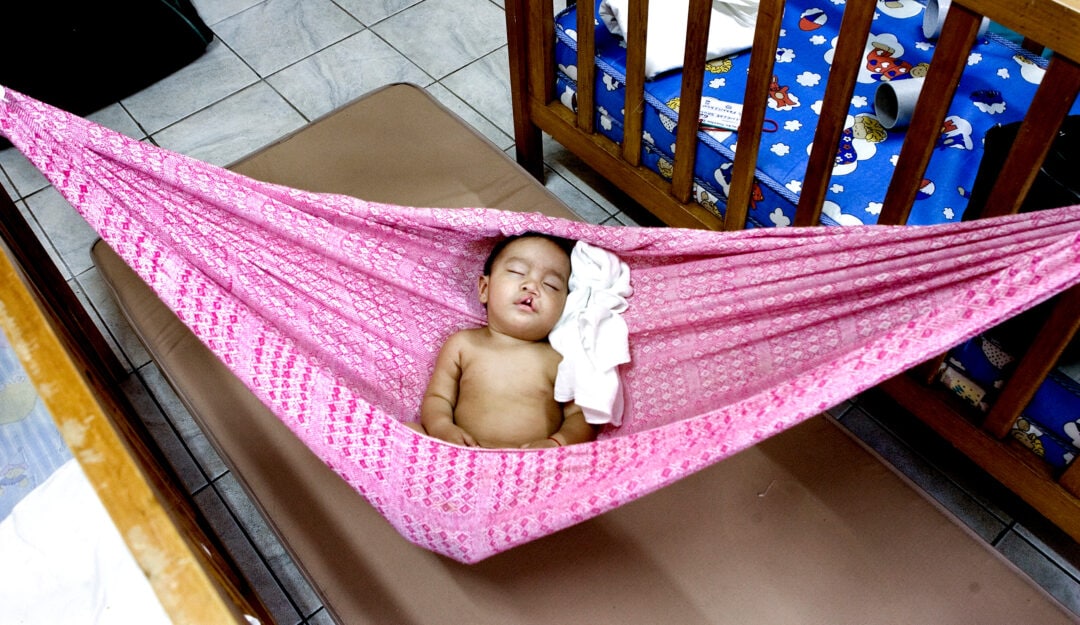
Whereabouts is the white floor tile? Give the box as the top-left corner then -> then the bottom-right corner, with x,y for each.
0,148 -> 49,199
189,0 -> 264,26
267,31 -> 432,119
335,0 -> 424,25
426,83 -> 514,150
213,0 -> 362,76
22,187 -> 100,279
441,46 -> 515,137
151,83 -> 306,166
372,0 -> 507,78
121,39 -> 259,134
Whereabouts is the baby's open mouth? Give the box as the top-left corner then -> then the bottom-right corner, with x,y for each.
517,296 -> 535,311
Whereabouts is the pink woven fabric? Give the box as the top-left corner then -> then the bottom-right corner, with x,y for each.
4,87 -> 1080,562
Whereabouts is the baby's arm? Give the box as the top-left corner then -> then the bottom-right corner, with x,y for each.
420,333 -> 478,446
523,401 -> 597,448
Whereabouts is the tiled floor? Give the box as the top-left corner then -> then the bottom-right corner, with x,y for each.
2,1 -> 1080,623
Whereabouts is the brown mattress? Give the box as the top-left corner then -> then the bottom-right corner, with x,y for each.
92,83 -> 1073,624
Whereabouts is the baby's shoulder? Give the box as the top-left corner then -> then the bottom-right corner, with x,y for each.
443,327 -> 487,352
536,340 -> 563,365
450,327 -> 486,342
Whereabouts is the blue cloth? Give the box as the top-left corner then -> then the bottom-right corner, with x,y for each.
0,335 -> 72,520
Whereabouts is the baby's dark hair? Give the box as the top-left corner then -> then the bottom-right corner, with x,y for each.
482,232 -> 577,276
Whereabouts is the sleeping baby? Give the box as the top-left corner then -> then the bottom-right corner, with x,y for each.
412,233 -> 598,449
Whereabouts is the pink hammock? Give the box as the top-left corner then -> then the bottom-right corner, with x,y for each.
4,87 -> 1080,563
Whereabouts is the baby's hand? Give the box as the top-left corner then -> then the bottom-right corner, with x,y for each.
428,422 -> 478,447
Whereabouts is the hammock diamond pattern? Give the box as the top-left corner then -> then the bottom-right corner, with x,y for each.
3,87 -> 1080,562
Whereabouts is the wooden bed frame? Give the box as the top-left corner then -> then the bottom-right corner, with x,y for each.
506,0 -> 1080,539
0,199 -> 263,623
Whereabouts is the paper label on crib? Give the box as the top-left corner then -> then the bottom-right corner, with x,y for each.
699,100 -> 744,131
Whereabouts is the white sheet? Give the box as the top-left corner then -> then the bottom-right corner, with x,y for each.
550,242 -> 632,426
599,0 -> 759,78
0,459 -> 170,624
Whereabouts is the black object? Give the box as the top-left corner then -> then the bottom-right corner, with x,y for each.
966,116 -> 1080,218
1,0 -> 213,116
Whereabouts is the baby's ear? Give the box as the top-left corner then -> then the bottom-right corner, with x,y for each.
477,275 -> 490,304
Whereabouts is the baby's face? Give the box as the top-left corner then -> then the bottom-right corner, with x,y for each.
479,237 -> 571,342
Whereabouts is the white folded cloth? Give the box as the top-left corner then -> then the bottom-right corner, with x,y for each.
549,241 -> 633,426
0,459 -> 171,624
599,0 -> 760,79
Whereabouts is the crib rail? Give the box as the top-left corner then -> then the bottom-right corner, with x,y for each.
506,0 -> 1080,544
507,0 -> 721,229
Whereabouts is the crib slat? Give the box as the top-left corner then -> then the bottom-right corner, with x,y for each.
671,0 -> 713,203
576,0 -> 596,134
873,4 -> 985,406
977,56 -> 1080,218
1021,38 -> 1046,57
793,0 -> 878,227
506,0 -> 550,178
915,353 -> 950,385
621,0 -> 649,167
724,0 -> 786,231
878,5 -> 983,225
981,287 -> 1080,440
876,4 -> 989,416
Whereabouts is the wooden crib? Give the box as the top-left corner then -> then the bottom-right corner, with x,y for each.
507,0 -> 1080,538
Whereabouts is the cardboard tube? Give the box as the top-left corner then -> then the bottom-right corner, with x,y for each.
923,0 -> 990,39
875,77 -> 926,129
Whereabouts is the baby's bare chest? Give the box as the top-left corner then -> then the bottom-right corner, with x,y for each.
462,348 -> 555,396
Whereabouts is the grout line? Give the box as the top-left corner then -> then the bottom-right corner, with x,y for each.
128,364 -> 219,487
991,522 -> 1014,547
208,474 -> 313,624
0,162 -> 18,202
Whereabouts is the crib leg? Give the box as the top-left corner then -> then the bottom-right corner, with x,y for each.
512,123 -> 545,181
506,0 -> 545,181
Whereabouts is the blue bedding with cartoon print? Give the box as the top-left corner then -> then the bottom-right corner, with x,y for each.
942,334 -> 1080,471
554,0 -> 1070,227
